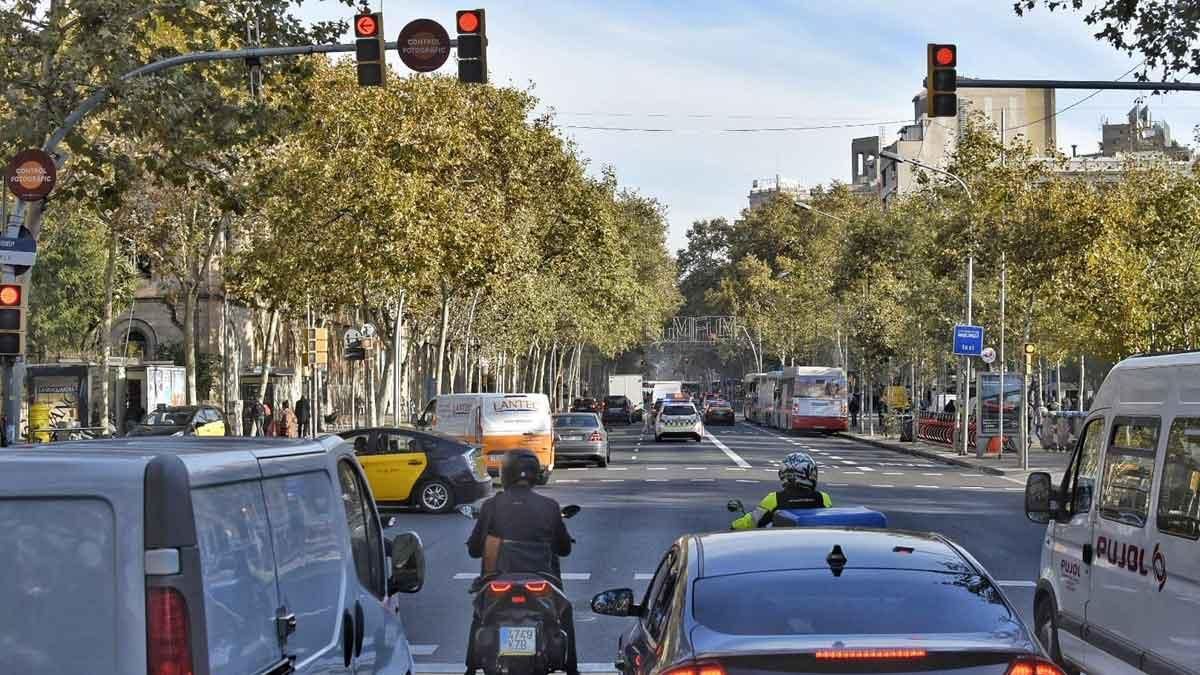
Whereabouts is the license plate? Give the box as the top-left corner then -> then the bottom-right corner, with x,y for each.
562,435 -> 582,441
499,626 -> 537,656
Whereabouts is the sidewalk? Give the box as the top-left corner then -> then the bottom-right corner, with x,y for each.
844,431 -> 1073,478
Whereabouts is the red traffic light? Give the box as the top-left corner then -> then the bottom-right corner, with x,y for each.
933,45 -> 956,67
0,284 -> 21,307
355,13 -> 380,38
457,10 -> 481,33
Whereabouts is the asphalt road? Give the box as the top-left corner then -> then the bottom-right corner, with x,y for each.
384,420 -> 1048,672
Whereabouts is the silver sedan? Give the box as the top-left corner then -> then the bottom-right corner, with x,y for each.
552,412 -> 610,467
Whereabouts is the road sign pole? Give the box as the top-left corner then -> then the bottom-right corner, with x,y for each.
962,254 -> 973,457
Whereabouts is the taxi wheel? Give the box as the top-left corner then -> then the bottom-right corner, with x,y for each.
416,479 -> 454,514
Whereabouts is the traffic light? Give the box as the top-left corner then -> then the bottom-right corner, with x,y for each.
305,327 -> 329,367
926,43 -> 957,118
456,9 -> 487,84
355,11 -> 386,86
0,282 -> 26,356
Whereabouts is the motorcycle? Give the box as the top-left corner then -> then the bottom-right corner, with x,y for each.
459,503 -> 581,675
726,498 -> 888,528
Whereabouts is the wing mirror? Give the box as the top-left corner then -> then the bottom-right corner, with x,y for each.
591,588 -> 641,617
1025,471 -> 1060,524
458,504 -> 479,519
726,499 -> 745,514
380,514 -> 398,530
561,504 -> 581,519
388,532 -> 425,595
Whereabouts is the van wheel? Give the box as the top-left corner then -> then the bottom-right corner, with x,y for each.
417,479 -> 454,514
1035,593 -> 1076,674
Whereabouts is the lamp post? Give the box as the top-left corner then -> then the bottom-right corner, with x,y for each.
879,150 -> 976,457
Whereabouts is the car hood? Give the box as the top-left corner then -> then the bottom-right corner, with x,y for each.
127,424 -> 188,437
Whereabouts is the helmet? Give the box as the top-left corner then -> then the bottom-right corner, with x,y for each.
779,451 -> 818,490
501,450 -> 542,489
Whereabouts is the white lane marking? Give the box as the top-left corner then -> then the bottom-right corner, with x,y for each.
567,467 -> 587,472
829,456 -> 844,460
645,478 -> 668,482
631,456 -> 638,460
1005,487 -> 1024,491
411,644 -> 439,656
724,467 -> 748,472
840,460 -> 856,465
842,471 -> 864,475
827,483 -> 850,487
601,479 -> 625,483
453,573 -> 477,580
685,467 -> 707,471
690,478 -> 715,482
857,466 -> 875,472
915,485 -> 939,489
883,472 -> 904,476
998,580 -> 1037,588
736,479 -> 760,483
635,573 -> 654,580
963,486 -> 986,490
563,573 -> 591,581
647,467 -> 668,471
704,430 -> 753,468
960,473 -> 984,477
922,473 -> 944,476
606,467 -> 628,471
870,484 -> 895,488
555,479 -> 580,484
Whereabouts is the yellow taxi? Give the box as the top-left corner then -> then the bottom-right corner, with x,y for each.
339,426 -> 492,513
127,405 -> 227,437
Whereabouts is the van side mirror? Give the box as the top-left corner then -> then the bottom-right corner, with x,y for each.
1025,472 -> 1057,524
388,532 -> 425,594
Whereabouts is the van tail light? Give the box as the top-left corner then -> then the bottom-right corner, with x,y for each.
588,431 -> 603,442
662,663 -> 725,675
487,581 -> 513,594
147,586 -> 193,675
815,649 -> 927,660
1006,657 -> 1065,675
524,580 -> 550,593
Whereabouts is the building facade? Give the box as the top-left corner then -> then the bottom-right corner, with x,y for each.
748,176 -> 810,209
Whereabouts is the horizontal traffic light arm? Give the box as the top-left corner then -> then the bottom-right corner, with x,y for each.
957,77 -> 1200,91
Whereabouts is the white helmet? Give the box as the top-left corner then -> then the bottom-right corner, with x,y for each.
779,451 -> 818,490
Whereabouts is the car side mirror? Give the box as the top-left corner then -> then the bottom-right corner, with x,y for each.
380,514 -> 397,530
591,588 -> 641,617
727,499 -> 745,514
458,504 -> 479,519
388,532 -> 425,595
1025,472 -> 1058,524
561,504 -> 581,519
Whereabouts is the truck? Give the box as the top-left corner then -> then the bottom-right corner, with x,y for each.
607,374 -> 644,402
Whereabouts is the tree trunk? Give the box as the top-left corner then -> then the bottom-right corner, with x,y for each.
98,229 -> 118,431
183,289 -> 198,405
256,307 -> 281,403
435,289 -> 452,395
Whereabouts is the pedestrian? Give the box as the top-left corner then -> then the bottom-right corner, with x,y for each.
295,395 -> 311,437
848,392 -> 861,430
251,399 -> 267,437
263,401 -> 275,437
280,400 -> 299,438
943,398 -> 956,415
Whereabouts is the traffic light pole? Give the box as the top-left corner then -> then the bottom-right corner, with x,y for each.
958,78 -> 1200,92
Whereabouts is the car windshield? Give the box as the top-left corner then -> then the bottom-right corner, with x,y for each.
142,410 -> 193,426
663,405 -> 695,416
694,569 -> 1017,636
708,400 -> 729,408
554,415 -> 599,428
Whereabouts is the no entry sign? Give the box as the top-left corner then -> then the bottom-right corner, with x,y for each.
5,149 -> 56,202
397,19 -> 450,72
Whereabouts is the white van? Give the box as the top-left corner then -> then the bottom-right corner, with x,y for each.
418,393 -> 555,483
1024,352 -> 1200,675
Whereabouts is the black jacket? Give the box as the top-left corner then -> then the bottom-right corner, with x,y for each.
467,485 -> 572,577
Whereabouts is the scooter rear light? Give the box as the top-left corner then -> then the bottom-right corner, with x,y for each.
1006,657 -> 1065,675
511,595 -> 527,604
487,581 -> 513,594
815,649 -> 927,660
524,580 -> 550,593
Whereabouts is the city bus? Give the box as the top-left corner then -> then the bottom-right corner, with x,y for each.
743,371 -> 779,424
764,366 -> 849,432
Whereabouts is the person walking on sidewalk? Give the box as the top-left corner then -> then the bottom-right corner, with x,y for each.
848,392 -> 861,431
295,395 -> 311,437
280,401 -> 299,438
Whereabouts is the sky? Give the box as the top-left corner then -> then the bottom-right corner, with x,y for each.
299,1 -> 1200,252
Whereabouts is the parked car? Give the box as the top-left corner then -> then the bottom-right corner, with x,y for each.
591,528 -> 1054,675
704,399 -> 736,426
340,426 -> 492,513
553,412 -> 610,466
0,436 -> 425,675
127,405 -> 227,437
603,395 -> 635,425
1024,351 -> 1200,675
655,402 -> 703,442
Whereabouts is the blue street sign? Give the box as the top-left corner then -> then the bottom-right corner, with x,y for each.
953,324 -> 985,356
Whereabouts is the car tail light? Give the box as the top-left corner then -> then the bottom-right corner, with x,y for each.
663,663 -> 725,675
147,586 -> 193,675
524,580 -> 550,593
815,649 -> 927,660
1006,657 -> 1065,675
589,431 -> 603,442
488,581 -> 513,594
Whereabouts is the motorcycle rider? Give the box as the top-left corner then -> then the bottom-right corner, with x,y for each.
732,451 -> 832,529
466,450 -> 578,675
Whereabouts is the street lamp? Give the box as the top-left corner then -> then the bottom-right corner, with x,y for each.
879,149 -> 976,457
793,199 -> 850,224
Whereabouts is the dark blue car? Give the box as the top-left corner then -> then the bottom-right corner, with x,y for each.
591,528 -> 1057,675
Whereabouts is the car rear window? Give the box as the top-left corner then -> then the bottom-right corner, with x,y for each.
606,396 -> 628,405
555,414 -> 599,428
664,405 -> 695,416
693,569 -> 1016,636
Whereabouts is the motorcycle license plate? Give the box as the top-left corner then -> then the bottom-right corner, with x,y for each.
499,626 -> 537,656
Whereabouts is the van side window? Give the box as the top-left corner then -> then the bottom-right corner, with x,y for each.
1099,417 -> 1160,528
338,460 -> 385,597
1158,418 -> 1200,539
1066,418 -> 1105,515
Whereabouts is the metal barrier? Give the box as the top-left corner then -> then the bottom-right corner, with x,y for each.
1038,411 -> 1086,451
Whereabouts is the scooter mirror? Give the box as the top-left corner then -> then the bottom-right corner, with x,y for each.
458,505 -> 478,519
726,499 -> 745,513
561,504 -> 581,519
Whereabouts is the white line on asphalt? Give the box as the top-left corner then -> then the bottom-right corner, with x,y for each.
686,467 -> 707,471
567,467 -> 587,471
606,467 -> 628,471
960,473 -> 984,477
724,467 -> 748,471
563,573 -> 591,580
829,456 -> 844,460
841,460 -> 856,465
736,479 -> 760,483
647,467 -> 667,471
691,478 -> 715,482
915,485 -> 939,489
645,478 -> 668,482
883,472 -> 904,476
453,573 -> 477,580
922,473 -> 944,476
997,580 -> 1037,588
870,484 -> 895,488
857,466 -> 875,472
842,471 -> 864,475
634,573 -> 654,580
963,486 -> 986,490
411,645 -> 439,656
601,479 -> 625,483
704,430 -> 753,468
555,479 -> 580,484
828,483 -> 849,487
1005,487 -> 1024,491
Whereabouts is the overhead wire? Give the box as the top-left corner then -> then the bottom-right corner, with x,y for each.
560,119 -> 912,134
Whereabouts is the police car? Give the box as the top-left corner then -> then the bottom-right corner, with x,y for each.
591,528 -> 1055,675
655,401 -> 704,443
1025,352 -> 1200,675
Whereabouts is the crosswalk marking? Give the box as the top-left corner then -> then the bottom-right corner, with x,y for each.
857,466 -> 875,472
411,644 -> 439,656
